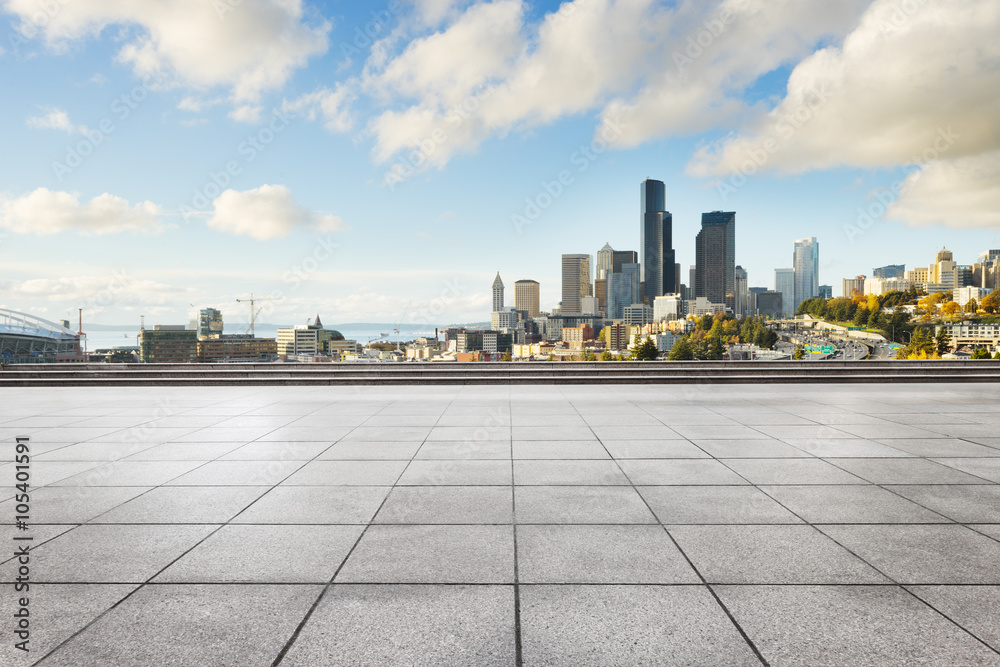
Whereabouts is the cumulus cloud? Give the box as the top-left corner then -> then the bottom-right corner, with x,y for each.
206,185 -> 349,240
887,151 -> 1000,229
26,108 -> 78,133
0,188 -> 163,235
281,84 -> 356,132
3,0 -> 330,105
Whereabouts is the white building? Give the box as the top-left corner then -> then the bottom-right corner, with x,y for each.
864,277 -> 912,296
954,287 -> 990,308
490,307 -> 518,331
686,297 -> 729,317
623,303 -> 653,326
653,294 -> 685,322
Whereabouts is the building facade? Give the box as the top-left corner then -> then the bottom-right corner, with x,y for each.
734,265 -> 749,318
513,279 -> 540,318
695,211 -> 736,312
561,254 -> 592,314
792,237 -> 819,313
873,264 -> 905,280
774,268 -> 795,316
197,308 -> 224,339
606,262 -> 640,320
640,179 -> 676,300
139,326 -> 198,363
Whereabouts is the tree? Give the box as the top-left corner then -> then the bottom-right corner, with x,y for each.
965,298 -> 979,313
994,350 -> 1000,360
793,345 -> 805,360
941,301 -> 961,318
667,336 -> 695,361
583,351 -> 597,361
501,352 -> 512,361
935,327 -> 950,356
631,337 -> 659,361
982,290 -> 1000,314
971,346 -> 992,360
600,350 -> 613,361
708,337 -> 724,360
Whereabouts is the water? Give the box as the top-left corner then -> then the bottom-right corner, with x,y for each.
82,327 -> 441,351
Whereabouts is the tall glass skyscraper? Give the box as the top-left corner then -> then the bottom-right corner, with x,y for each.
695,211 -> 736,311
606,263 -> 640,320
775,268 -> 795,317
640,179 -> 675,300
792,237 -> 819,312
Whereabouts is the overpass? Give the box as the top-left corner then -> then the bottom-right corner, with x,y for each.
0,308 -> 82,363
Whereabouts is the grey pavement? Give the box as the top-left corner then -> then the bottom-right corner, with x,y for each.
1,383 -> 1000,665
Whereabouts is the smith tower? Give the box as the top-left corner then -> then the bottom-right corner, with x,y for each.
640,179 -> 676,300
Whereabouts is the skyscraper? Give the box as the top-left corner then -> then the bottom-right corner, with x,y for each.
561,254 -> 591,314
775,268 -> 795,317
514,280 -> 540,318
640,179 -> 676,300
492,272 -> 504,312
734,266 -> 748,318
596,243 -> 614,280
872,264 -> 905,280
695,211 -> 736,311
792,237 -> 819,312
612,250 -> 638,274
606,263 -> 640,320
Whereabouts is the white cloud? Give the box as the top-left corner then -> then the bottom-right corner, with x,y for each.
281,84 -> 356,132
206,185 -> 349,240
26,108 -> 78,132
0,188 -> 163,235
887,151 -> 1000,229
228,104 -> 263,124
4,0 -> 330,104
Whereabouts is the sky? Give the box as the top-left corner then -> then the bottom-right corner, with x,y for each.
0,0 -> 998,332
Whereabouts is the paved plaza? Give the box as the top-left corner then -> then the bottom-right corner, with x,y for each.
2,383 -> 1000,666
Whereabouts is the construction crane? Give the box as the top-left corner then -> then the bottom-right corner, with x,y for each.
235,293 -> 276,337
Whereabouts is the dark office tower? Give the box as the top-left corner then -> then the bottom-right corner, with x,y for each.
640,179 -> 676,299
695,211 -> 736,311
612,250 -> 638,274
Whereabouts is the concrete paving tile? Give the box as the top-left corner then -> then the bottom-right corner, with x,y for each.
972,524 -> 1000,541
33,441 -> 162,462
121,442 -> 243,461
207,415 -> 303,429
517,525 -> 700,583
822,524 -> 1000,583
886,485 -> 1000,523
217,441 -> 331,460
30,427 -> 133,443
589,425 -> 682,440
281,584 -> 516,666
691,438 -> 811,458
723,458 -> 868,485
582,413 -> 662,426
416,440 -> 511,459
670,424 -> 766,440
511,425 -> 597,441
519,585 -> 761,666
155,525 -> 363,583
52,461 -> 204,487
829,458 -> 989,484
724,413 -> 815,425
317,440 -> 423,460
374,486 -> 512,524
436,414 -> 511,427
716,585 -> 1000,667
924,424 -> 1000,438
783,438 -> 912,458
0,525 -> 78,562
670,525 -> 888,584
397,459 -> 512,485
233,486 -> 389,524
908,585 -> 1000,652
760,485 -> 949,523
164,460 -> 303,486
640,486 -> 803,524
512,414 -> 586,426
255,426 -> 354,442
966,437 -> 1000,449
0,486 -> 148,523
833,423 -> 943,439
930,457 -> 1000,483
600,439 -> 708,458
343,426 -> 432,442
0,584 -> 139,666
16,461 -> 105,486
3,524 -> 216,582
874,438 -> 1000,457
41,584 -> 320,667
336,525 -> 515,583
282,460 -> 408,485
873,412 -> 974,424
513,460 -> 627,485
511,440 -> 607,459
172,427 -> 277,442
619,459 -> 750,485
802,413 -> 890,425
754,424 -> 856,440
91,486 -> 267,524
514,486 -> 657,524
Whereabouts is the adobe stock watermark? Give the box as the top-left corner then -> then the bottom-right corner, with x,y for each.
179,108 -> 295,222
5,0 -> 69,59
243,234 -> 342,327
76,270 -> 131,320
407,278 -> 466,329
716,84 -> 829,202
52,70 -> 168,182
877,0 -> 931,35
511,118 -> 626,234
384,85 -> 496,191
843,126 -> 960,243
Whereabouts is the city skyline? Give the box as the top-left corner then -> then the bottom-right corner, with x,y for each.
1,0 -> 998,328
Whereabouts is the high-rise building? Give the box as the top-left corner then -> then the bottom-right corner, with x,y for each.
775,268 -> 795,316
756,291 -> 783,318
695,211 -> 736,311
843,275 -> 866,297
561,254 -> 592,314
973,250 -> 1000,289
596,243 -> 614,280
819,285 -> 833,299
514,280 -> 540,318
792,237 -> 819,312
613,250 -> 639,274
640,179 -> 676,300
197,308 -> 224,339
749,287 -> 769,317
606,263 -> 640,320
873,264 -> 905,280
734,265 -> 749,318
492,272 -> 505,312
594,279 -> 607,314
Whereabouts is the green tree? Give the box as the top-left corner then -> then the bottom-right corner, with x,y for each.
631,337 -> 659,361
994,350 -> 1000,360
965,298 -> 978,313
600,350 -> 613,361
708,337 -> 724,360
667,336 -> 695,360
852,308 -> 869,327
501,352 -> 512,362
935,327 -> 950,356
793,345 -> 805,360
971,346 -> 992,359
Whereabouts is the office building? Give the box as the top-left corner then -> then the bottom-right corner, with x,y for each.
197,308 -> 223,339
596,243 -> 614,280
954,287 -> 991,308
973,250 -> 1000,289
734,265 -> 749,318
605,322 -> 630,352
198,335 -> 277,362
864,277 -> 911,296
606,262 -> 640,320
843,275 -> 865,298
139,326 -> 198,363
513,280 -> 540,318
774,268 -> 795,316
491,309 -> 518,331
276,315 -> 345,356
640,179 -> 676,299
695,211 -> 736,311
819,285 -> 833,300
594,279 -> 607,314
613,250 -> 639,274
749,287 -> 769,317
653,294 -> 685,321
623,303 -> 653,327
561,254 -> 592,314
756,291 -> 783,318
792,237 -> 819,313
873,264 -> 905,280
492,273 -> 505,312
580,296 -> 600,315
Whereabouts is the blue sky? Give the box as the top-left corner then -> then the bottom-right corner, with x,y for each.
1,0 -> 998,330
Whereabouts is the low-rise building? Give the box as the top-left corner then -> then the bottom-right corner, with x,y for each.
198,335 -> 277,362
938,322 -> 1000,353
139,326 -> 198,363
562,325 -> 594,349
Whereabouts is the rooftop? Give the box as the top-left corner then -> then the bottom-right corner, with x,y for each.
2,383 -> 1000,665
